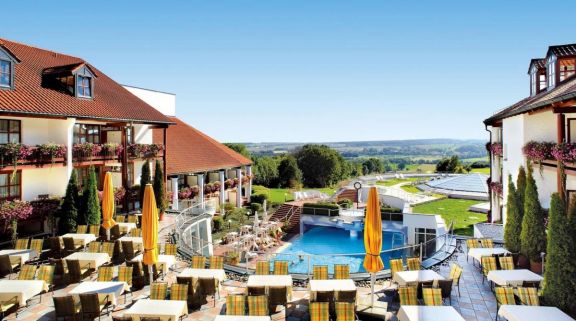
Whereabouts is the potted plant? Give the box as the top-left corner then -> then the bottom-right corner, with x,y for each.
520,167 -> 547,273
227,251 -> 240,265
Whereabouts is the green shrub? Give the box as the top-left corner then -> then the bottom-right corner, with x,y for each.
250,202 -> 262,213
212,216 -> 224,232
250,193 -> 268,204
224,202 -> 235,213
520,167 -> 547,262
82,166 -> 101,225
302,202 -> 339,210
302,202 -> 339,215
59,169 -> 79,233
380,207 -> 402,213
139,162 -> 151,208
504,174 -> 522,253
153,160 -> 165,213
337,199 -> 353,208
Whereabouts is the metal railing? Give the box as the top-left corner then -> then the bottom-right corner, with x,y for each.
174,201 -> 213,257
301,206 -> 340,217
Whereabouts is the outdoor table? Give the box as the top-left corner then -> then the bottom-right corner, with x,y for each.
214,316 -> 271,321
119,236 -> 144,251
179,268 -> 226,282
498,305 -> 575,321
131,254 -> 176,274
61,233 -> 97,247
69,281 -> 129,306
393,270 -> 445,286
116,222 -> 137,234
0,280 -> 47,306
309,279 -> 356,301
487,269 -> 543,287
467,247 -> 510,263
247,275 -> 293,299
124,299 -> 188,321
397,305 -> 465,321
65,252 -> 110,269
0,249 -> 36,265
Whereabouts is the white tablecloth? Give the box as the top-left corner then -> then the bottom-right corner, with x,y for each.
0,280 -> 48,305
179,268 -> 226,282
498,305 -> 575,321
119,236 -> 144,251
61,233 -> 97,247
398,305 -> 465,321
393,270 -> 445,286
248,275 -> 292,287
116,222 -> 137,234
214,316 -> 272,321
0,249 -> 36,265
124,299 -> 188,321
131,254 -> 176,274
487,269 -> 543,286
467,248 -> 510,263
65,252 -> 110,269
70,281 -> 129,306
309,279 -> 356,292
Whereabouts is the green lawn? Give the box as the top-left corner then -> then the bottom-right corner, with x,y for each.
376,177 -> 421,187
412,198 -> 486,236
401,185 -> 421,193
252,185 -> 337,204
470,167 -> 490,174
404,164 -> 437,173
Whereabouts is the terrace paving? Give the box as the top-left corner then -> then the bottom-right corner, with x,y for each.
2,219 -> 495,321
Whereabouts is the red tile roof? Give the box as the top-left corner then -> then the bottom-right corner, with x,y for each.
153,117 -> 252,175
0,38 -> 172,124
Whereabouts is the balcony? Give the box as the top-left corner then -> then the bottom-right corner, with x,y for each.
0,143 -> 66,170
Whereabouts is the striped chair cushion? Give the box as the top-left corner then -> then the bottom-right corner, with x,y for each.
481,239 -> 494,248
248,295 -> 268,316
449,264 -> 462,281
495,287 -> 516,305
130,228 -> 142,237
406,257 -> 420,271
30,239 -> 43,254
313,265 -> 328,280
210,256 -> 224,269
422,288 -> 443,306
115,216 -> 125,223
15,238 -> 29,250
37,265 -> 55,284
309,302 -> 330,321
334,264 -> 350,279
165,243 -> 177,256
101,242 -> 115,258
389,259 -> 404,278
150,282 -> 168,300
274,261 -> 288,275
97,266 -> 114,282
335,302 -> 355,321
127,215 -> 138,223
256,261 -> 270,275
89,225 -> 100,236
517,287 -> 539,306
481,257 -> 497,276
170,283 -> 188,301
88,242 -> 101,253
77,225 -> 88,234
118,266 -> 133,285
466,239 -> 478,249
499,256 -> 514,270
18,265 -> 37,280
226,295 -> 246,315
398,286 -> 418,305
191,256 -> 206,269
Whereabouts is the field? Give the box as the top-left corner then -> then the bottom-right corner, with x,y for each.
412,198 -> 486,236
470,167 -> 490,174
404,164 -> 437,173
376,177 -> 421,186
400,185 -> 421,193
252,185 -> 337,204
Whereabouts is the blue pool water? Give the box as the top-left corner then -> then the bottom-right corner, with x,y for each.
274,226 -> 405,274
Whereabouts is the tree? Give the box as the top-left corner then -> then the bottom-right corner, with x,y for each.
253,156 -> 279,187
59,169 -> 79,233
516,166 -> 527,217
153,160 -> 165,213
295,144 -> 346,187
223,143 -> 252,160
139,162 -> 151,208
435,155 -> 462,173
503,175 -> 522,253
520,167 -> 547,262
278,156 -> 302,188
83,166 -> 101,225
541,193 -> 575,309
362,158 -> 384,175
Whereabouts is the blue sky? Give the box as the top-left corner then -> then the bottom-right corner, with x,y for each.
2,1 -> 576,142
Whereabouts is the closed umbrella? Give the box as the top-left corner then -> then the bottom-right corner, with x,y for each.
101,172 -> 116,241
363,186 -> 384,307
142,184 -> 159,285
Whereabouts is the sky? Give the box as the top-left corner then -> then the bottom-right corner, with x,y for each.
2,1 -> 576,143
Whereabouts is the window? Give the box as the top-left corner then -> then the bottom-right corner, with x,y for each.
530,70 -> 537,96
559,59 -> 576,82
0,119 -> 20,144
73,124 -> 100,144
76,166 -> 101,190
415,228 -> 436,257
126,126 -> 135,144
77,75 -> 92,98
0,172 -> 21,201
0,60 -> 11,88
547,55 -> 557,89
539,74 -> 547,91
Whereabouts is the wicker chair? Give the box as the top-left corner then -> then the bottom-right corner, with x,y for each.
110,225 -> 122,240
97,266 -> 114,282
0,254 -> 17,278
49,237 -> 64,258
118,266 -> 133,303
268,286 -> 288,313
88,242 -> 101,253
37,265 -> 56,294
438,279 -> 454,305
121,241 -> 138,261
15,238 -> 29,250
198,277 -> 219,307
0,296 -> 18,319
49,258 -> 69,285
248,286 -> 266,296
165,243 -> 177,256
66,259 -> 91,283
335,290 -> 356,303
76,225 -> 88,234
170,283 -> 189,301
79,293 -> 111,321
63,237 -> 82,254
150,282 -> 168,300
130,228 -> 142,237
29,239 -> 44,261
53,295 -> 79,321
18,264 -> 37,280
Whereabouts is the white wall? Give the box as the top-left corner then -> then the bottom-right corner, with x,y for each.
402,213 -> 446,245
501,114 -> 526,223
0,116 -> 69,145
123,85 -> 176,117
22,166 -> 68,200
134,124 -> 153,144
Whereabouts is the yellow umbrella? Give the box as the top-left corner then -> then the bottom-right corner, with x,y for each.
363,186 -> 383,306
142,184 -> 159,283
101,172 -> 116,240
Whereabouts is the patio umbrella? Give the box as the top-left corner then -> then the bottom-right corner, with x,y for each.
363,186 -> 383,307
101,172 -> 116,241
142,184 -> 159,285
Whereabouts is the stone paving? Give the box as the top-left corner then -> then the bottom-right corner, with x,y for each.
2,228 -> 497,321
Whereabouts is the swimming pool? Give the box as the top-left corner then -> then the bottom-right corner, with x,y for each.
273,226 -> 406,274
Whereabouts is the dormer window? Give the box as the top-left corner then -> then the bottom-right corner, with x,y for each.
559,59 -> 576,82
547,54 -> 557,89
77,75 -> 92,98
42,63 -> 96,99
528,59 -> 546,96
0,60 -> 12,88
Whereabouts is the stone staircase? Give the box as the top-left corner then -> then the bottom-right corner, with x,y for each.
335,188 -> 358,202
270,203 -> 302,233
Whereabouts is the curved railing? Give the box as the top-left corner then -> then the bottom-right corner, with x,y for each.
174,202 -> 213,257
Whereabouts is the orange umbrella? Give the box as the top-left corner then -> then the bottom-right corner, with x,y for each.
101,172 -> 116,240
142,184 -> 159,283
363,186 -> 383,306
